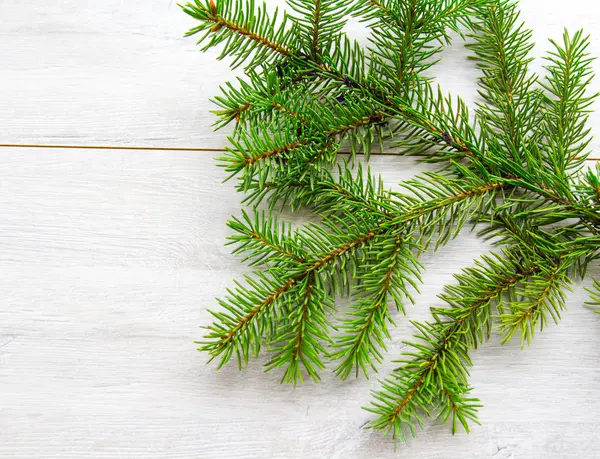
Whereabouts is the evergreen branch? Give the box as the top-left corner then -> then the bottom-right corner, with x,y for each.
437,383 -> 481,435
348,79 -> 487,167
245,164 -> 503,249
368,1 -> 489,87
540,29 -> 598,172
331,235 -> 422,379
233,137 -> 308,168
221,99 -> 388,190
317,173 -> 502,378
265,272 -> 334,383
208,168 -> 503,380
390,172 -> 503,249
500,172 -> 600,226
585,278 -> 600,314
367,249 -> 538,440
289,35 -> 485,168
193,0 -> 491,167
348,0 -> 392,21
354,0 -> 486,32
219,119 -> 314,185
430,0 -> 488,29
199,224 -> 383,373
576,164 -> 600,208
499,260 -> 572,346
311,0 -> 322,55
181,0 -> 294,69
227,209 -> 307,265
310,163 -> 397,217
286,0 -> 347,59
379,81 -> 600,230
185,0 -> 600,445
467,0 -> 538,151
212,73 -> 312,128
239,162 -> 398,216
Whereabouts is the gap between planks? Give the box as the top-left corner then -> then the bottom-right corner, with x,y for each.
0,143 -> 401,156
1,143 -> 599,160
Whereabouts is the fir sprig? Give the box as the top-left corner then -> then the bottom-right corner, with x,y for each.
182,0 -> 294,68
183,0 -> 600,445
368,248 -> 538,438
331,234 -> 421,379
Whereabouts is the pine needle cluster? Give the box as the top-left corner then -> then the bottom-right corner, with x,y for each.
182,0 -> 600,443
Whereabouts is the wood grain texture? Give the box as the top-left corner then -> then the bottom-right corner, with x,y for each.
1,0 -> 600,152
2,1 -> 600,458
0,149 -> 599,458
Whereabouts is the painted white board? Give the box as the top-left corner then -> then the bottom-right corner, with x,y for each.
1,0 -> 600,457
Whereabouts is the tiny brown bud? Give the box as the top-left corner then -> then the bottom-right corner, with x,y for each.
209,0 -> 217,14
441,132 -> 453,146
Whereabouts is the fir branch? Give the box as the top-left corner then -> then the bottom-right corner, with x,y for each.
212,73 -> 312,128
185,0 -> 600,445
331,235 -> 422,379
239,162 -> 396,215
219,119 -> 314,185
576,164 -> 600,207
213,166 -> 503,381
220,98 -> 389,189
310,163 -> 397,217
265,272 -> 334,383
390,172 -> 503,249
234,138 -> 308,168
467,0 -> 539,151
199,224 -> 383,371
227,209 -> 307,265
368,1 -> 489,87
181,0 -> 294,69
540,29 -> 598,172
368,249 -> 538,440
286,0 -> 347,59
585,278 -> 600,313
499,260 -> 572,346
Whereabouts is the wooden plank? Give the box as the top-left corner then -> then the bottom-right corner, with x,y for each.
3,0 -> 600,456
0,147 -> 599,457
0,0 -> 234,148
2,0 -> 600,152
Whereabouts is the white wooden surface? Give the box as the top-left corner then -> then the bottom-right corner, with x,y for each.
1,1 -> 600,458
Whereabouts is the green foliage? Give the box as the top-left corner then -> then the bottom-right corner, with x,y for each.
330,234 -> 422,379
183,0 -> 600,446
368,248 -> 531,438
182,0 -> 294,69
586,278 -> 600,313
286,0 -> 347,58
467,0 -> 539,152
498,257 -> 572,346
541,30 -> 598,172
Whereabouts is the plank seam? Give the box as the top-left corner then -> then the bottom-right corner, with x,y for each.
1,144 -> 598,160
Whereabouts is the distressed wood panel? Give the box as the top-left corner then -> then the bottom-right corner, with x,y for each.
2,0 -> 600,457
0,148 -> 599,458
1,0 -> 600,153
